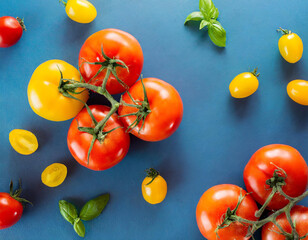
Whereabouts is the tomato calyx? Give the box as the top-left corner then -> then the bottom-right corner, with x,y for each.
251,67 -> 260,77
80,46 -> 130,90
277,27 -> 292,35
119,77 -> 151,133
145,168 -> 159,185
255,165 -> 287,218
216,191 -> 252,236
16,17 -> 26,31
9,180 -> 32,206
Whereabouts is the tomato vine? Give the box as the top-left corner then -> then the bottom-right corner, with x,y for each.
216,167 -> 308,240
57,47 -> 149,163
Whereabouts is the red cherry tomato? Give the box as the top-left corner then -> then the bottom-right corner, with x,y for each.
0,181 -> 30,230
0,16 -> 25,48
67,105 -> 130,171
262,205 -> 308,240
196,184 -> 259,240
118,78 -> 183,142
0,193 -> 23,229
244,144 -> 308,210
79,29 -> 144,95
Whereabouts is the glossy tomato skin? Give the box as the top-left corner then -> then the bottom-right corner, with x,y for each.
118,78 -> 183,142
79,29 -> 144,94
196,184 -> 259,240
244,144 -> 308,210
28,60 -> 89,122
142,175 -> 167,204
278,33 -> 303,63
262,205 -> 308,240
0,16 -> 23,48
67,105 -> 130,171
65,0 -> 97,24
0,193 -> 23,229
229,72 -> 259,98
287,80 -> 308,106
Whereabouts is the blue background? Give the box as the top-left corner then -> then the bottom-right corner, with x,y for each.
1,0 -> 308,239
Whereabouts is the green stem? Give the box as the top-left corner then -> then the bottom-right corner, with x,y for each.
234,190 -> 308,235
255,187 -> 277,218
277,27 -> 291,35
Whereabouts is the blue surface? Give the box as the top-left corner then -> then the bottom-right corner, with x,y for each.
1,0 -> 308,239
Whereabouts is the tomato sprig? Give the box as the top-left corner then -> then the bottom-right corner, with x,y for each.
216,168 -> 308,240
57,46 -> 149,164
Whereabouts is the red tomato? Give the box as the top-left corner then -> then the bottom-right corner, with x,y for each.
196,184 -> 259,240
67,105 -> 130,171
79,29 -> 144,95
262,205 -> 308,240
244,144 -> 308,210
0,16 -> 25,48
118,78 -> 183,142
0,192 -> 23,229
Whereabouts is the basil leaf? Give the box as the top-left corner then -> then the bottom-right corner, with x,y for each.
199,0 -> 217,20
80,193 -> 110,221
184,11 -> 204,24
59,200 -> 78,225
208,20 -> 226,47
199,20 -> 209,30
73,218 -> 85,238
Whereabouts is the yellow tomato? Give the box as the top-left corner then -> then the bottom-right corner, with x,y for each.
229,69 -> 259,98
28,60 -> 89,121
278,28 -> 303,63
287,80 -> 308,106
142,168 -> 167,204
9,129 -> 38,155
65,0 -> 97,24
41,163 -> 67,187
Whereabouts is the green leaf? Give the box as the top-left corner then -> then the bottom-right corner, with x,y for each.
59,200 -> 78,225
184,11 -> 204,24
199,0 -> 218,20
73,218 -> 86,238
80,193 -> 110,221
208,20 -> 226,47
199,20 -> 210,30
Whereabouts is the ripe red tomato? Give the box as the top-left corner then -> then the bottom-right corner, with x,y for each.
118,78 -> 183,142
244,144 -> 308,210
67,105 -> 130,171
78,29 -> 144,95
0,16 -> 25,48
0,192 -> 23,229
196,184 -> 259,240
262,205 -> 308,240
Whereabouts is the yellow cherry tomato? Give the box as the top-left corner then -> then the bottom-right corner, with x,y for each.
142,168 -> 167,205
287,80 -> 308,106
41,163 -> 67,187
28,60 -> 89,122
229,69 -> 259,98
9,129 -> 38,155
63,0 -> 97,24
278,28 -> 303,63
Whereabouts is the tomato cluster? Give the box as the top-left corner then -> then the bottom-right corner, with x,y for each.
27,28 -> 183,171
196,144 -> 308,240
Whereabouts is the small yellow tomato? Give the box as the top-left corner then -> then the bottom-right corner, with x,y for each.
278,28 -> 303,63
229,69 -> 259,98
28,60 -> 89,122
9,129 -> 38,155
142,168 -> 167,204
287,80 -> 308,106
64,0 -> 97,24
41,163 -> 67,187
